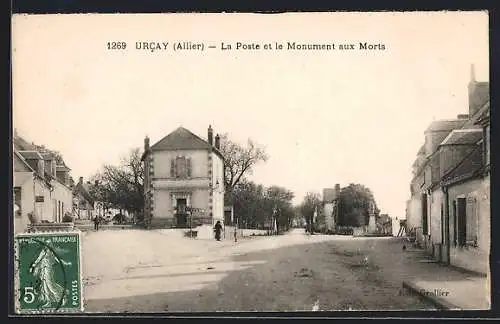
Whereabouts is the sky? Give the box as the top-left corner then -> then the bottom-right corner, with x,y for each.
12,12 -> 489,219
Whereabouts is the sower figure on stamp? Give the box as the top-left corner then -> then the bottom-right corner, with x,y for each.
213,221 -> 223,241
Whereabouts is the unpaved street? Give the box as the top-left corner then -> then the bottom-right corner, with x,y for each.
82,229 -> 435,312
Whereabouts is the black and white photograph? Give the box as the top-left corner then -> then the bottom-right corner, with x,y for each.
11,11 -> 490,313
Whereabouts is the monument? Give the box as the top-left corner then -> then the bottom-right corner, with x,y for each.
367,201 -> 377,233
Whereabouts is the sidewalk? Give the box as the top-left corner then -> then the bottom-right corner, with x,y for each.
402,277 -> 490,310
376,238 -> 490,310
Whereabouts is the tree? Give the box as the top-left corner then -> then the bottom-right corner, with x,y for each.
90,148 -> 144,221
230,180 -> 295,233
219,134 -> 269,203
337,183 -> 379,227
266,186 -> 295,234
300,192 -> 322,233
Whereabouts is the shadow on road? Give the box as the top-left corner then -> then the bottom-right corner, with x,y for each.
84,237 -> 439,313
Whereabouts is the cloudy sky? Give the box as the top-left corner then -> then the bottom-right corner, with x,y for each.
12,12 -> 489,218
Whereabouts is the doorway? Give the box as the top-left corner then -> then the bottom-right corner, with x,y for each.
176,198 -> 188,228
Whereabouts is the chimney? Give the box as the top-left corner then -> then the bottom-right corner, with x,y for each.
470,63 -> 476,83
334,184 -> 341,199
79,177 -> 83,185
468,63 -> 480,117
215,134 -> 220,149
208,125 -> 213,145
144,136 -> 150,151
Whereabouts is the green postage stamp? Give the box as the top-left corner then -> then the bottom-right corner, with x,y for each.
14,231 -> 84,314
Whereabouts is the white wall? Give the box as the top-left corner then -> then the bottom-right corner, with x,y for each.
51,180 -> 73,222
153,189 -> 173,219
13,171 -> 35,233
430,189 -> 443,245
211,152 -> 225,224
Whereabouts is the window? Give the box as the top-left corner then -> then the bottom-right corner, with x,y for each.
456,197 -> 467,247
466,197 -> 479,246
453,200 -> 457,245
422,194 -> 428,235
171,156 -> 192,178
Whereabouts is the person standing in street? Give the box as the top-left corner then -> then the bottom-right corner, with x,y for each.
214,221 -> 223,241
93,216 -> 100,231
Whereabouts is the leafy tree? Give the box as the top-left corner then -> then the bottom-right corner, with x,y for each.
219,134 -> 269,204
337,183 -> 379,227
230,180 -> 294,233
266,186 -> 295,233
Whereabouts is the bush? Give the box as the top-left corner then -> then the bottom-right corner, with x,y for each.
27,212 -> 38,224
62,213 -> 74,223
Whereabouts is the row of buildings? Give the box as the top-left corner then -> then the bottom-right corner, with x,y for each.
13,131 -> 96,233
406,65 -> 490,275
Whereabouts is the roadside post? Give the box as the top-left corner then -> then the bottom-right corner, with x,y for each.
14,223 -> 84,314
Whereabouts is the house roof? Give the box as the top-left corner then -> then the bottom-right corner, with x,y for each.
474,102 -> 490,125
440,129 -> 482,146
425,119 -> 467,133
73,181 -> 94,205
14,151 -> 35,172
56,165 -> 71,171
18,150 -> 43,160
13,134 -> 37,151
441,145 -> 483,186
149,127 -> 224,159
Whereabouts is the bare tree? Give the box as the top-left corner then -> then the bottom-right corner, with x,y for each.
219,133 -> 269,198
90,148 -> 144,220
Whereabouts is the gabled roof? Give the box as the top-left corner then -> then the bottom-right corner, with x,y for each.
151,127 -> 212,151
441,145 -> 483,186
149,127 -> 224,159
13,134 -> 37,151
440,129 -> 482,146
425,119 -> 467,133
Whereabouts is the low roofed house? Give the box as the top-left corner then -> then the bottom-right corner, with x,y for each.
13,131 -> 74,231
73,177 -> 95,220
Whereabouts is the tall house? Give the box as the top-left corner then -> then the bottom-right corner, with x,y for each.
142,125 -> 225,233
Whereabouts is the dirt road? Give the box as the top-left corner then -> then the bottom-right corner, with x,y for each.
82,229 -> 435,312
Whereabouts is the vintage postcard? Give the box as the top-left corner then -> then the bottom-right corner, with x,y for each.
11,12 -> 490,314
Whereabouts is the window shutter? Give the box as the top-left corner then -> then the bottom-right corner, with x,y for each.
187,157 -> 192,177
170,159 -> 175,177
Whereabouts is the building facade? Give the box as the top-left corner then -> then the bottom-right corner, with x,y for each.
13,149 -> 73,233
142,125 -> 225,237
407,65 -> 490,274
